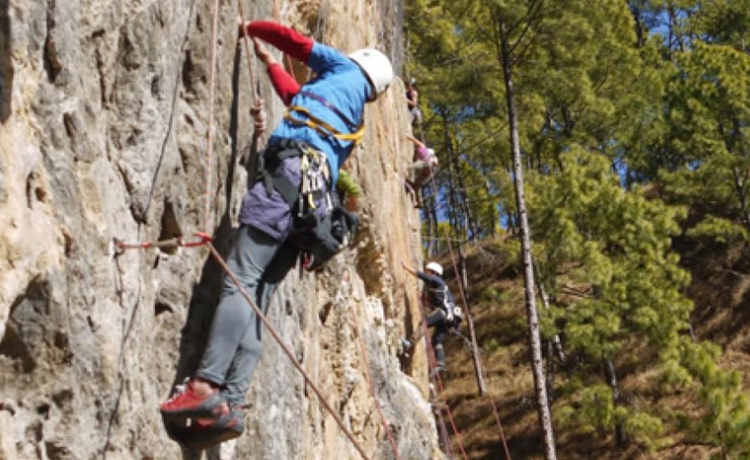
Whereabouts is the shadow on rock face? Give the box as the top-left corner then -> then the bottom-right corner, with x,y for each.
0,0 -> 12,123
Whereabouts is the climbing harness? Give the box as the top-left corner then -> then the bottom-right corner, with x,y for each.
300,91 -> 362,133
257,139 -> 331,210
425,283 -> 463,323
255,139 -> 358,272
285,91 -> 365,144
284,106 -> 365,144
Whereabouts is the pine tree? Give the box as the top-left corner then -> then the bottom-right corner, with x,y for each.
659,42 -> 750,239
529,147 -> 690,448
406,0 -> 750,456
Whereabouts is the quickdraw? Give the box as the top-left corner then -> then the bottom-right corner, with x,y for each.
298,143 -> 332,214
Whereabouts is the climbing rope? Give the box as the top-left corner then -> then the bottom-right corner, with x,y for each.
428,168 -> 513,460
348,304 -> 403,460
237,0 -> 268,153
404,180 -> 466,458
206,242 -> 371,460
113,232 -> 212,255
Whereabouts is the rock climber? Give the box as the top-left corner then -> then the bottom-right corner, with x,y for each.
401,261 -> 462,375
404,134 -> 438,208
252,37 -> 363,213
405,77 -> 422,126
159,19 -> 393,448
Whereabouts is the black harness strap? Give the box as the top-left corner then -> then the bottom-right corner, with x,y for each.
258,139 -> 306,206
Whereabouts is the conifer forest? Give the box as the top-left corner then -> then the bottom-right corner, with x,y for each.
404,0 -> 750,458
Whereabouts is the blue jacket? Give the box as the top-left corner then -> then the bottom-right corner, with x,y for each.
240,42 -> 370,240
268,42 -> 371,184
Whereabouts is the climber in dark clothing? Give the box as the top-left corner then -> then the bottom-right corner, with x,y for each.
401,261 -> 462,373
159,19 -> 393,448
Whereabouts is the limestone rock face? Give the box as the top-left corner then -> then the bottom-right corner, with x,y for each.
0,0 -> 439,459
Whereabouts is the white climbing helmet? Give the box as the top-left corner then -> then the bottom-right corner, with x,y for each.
425,262 -> 443,276
349,48 -> 394,101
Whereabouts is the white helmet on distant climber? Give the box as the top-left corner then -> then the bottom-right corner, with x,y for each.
425,262 -> 443,276
349,48 -> 394,101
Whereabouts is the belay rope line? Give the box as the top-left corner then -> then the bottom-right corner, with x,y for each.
203,0 -> 221,232
413,285 -> 469,460
426,166 -> 513,459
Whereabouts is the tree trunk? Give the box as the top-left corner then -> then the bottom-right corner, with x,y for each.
458,245 -> 486,395
448,138 -> 479,238
443,115 -> 462,240
604,360 -> 629,447
429,201 -> 439,257
535,262 -> 565,363
730,117 -> 750,230
497,15 -> 558,460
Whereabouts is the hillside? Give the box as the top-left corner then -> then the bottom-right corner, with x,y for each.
432,237 -> 750,460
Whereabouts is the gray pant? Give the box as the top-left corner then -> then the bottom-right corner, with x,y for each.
408,309 -> 450,366
195,225 -> 299,403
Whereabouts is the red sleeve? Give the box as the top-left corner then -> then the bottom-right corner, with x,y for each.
267,63 -> 301,106
246,21 -> 314,63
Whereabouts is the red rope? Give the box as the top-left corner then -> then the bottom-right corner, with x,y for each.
113,232 -> 212,255
349,306 -> 403,460
206,242 -> 371,460
428,168 -> 512,459
414,290 -> 469,460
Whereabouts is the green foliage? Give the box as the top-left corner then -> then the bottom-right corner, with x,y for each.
483,337 -> 503,354
479,286 -> 501,303
556,384 -> 664,449
624,412 -> 666,451
406,0 -> 750,455
528,147 -> 699,445
530,147 -> 691,356
678,338 -> 750,457
686,215 -> 750,244
655,43 -> 750,238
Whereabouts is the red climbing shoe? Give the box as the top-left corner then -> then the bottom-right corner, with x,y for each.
168,405 -> 245,451
160,380 -> 225,420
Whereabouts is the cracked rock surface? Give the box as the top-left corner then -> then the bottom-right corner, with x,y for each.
0,0 -> 443,459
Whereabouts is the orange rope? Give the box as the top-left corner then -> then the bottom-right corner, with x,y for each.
428,167 -> 512,459
414,290 -> 469,460
113,232 -> 212,255
206,242 -> 371,460
237,0 -> 267,153
349,306 -> 403,460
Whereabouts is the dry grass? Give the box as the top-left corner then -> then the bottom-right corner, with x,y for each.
429,236 -> 750,460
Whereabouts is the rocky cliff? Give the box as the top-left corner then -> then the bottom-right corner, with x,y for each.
0,0 -> 439,458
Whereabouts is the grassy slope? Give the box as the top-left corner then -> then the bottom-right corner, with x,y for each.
431,238 -> 750,460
